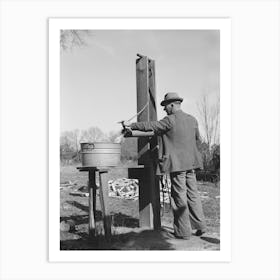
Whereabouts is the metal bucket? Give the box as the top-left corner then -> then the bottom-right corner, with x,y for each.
80,142 -> 121,167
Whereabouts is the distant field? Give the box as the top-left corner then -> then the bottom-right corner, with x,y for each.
60,164 -> 220,250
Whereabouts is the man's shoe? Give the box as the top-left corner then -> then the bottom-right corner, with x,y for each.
195,229 -> 206,236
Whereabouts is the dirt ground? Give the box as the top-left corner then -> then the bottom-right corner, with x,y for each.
60,164 -> 220,250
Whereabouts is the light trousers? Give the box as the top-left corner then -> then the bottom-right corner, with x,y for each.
170,170 -> 206,238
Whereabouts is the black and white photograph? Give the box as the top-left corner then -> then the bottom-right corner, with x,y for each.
1,1 -> 280,279
49,18 -> 231,261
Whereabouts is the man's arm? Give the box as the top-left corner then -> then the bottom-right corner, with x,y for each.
129,115 -> 175,134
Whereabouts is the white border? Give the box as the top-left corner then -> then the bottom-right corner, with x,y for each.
49,18 -> 231,262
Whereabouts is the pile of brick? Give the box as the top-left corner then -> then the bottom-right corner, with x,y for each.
108,178 -> 139,200
107,175 -> 172,205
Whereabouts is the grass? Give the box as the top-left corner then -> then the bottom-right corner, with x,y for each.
60,163 -> 220,250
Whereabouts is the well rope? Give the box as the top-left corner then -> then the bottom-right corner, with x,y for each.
123,63 -> 151,123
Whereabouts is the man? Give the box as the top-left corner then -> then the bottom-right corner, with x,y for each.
123,92 -> 206,239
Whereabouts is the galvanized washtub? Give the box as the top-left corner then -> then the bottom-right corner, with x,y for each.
80,142 -> 121,167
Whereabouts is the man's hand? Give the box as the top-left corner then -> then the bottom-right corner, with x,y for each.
122,126 -> 132,137
122,120 -> 131,128
123,126 -> 132,137
119,120 -> 132,137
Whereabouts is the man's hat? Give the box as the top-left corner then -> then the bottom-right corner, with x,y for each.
160,92 -> 183,106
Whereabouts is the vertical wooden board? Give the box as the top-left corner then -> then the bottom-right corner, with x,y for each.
137,165 -> 161,229
136,56 -> 150,165
150,165 -> 161,229
127,167 -> 155,228
148,59 -> 161,229
136,56 -> 149,121
136,55 -> 161,230
148,59 -> 157,121
99,171 -> 112,241
138,166 -> 153,228
148,59 -> 158,158
88,171 -> 96,237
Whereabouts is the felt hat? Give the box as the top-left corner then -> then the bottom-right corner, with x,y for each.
160,92 -> 183,106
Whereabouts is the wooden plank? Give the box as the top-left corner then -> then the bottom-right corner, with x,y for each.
148,59 -> 157,121
138,166 -> 153,228
149,164 -> 161,230
88,170 -> 96,238
77,166 -> 109,172
148,59 -> 161,229
136,55 -> 152,228
136,55 -> 161,229
136,55 -> 150,165
148,59 -> 159,159
99,171 -> 112,241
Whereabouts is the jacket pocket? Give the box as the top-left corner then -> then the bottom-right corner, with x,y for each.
158,155 -> 171,173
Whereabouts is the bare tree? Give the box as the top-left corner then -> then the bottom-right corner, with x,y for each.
60,30 -> 91,51
197,94 -> 220,151
73,129 -> 81,152
80,126 -> 108,143
60,129 -> 81,153
60,135 -> 73,153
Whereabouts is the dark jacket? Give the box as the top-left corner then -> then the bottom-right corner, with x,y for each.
130,110 -> 203,174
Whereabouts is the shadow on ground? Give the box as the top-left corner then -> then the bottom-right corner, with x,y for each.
64,200 -> 139,228
60,229 -> 174,250
200,236 -> 220,244
60,200 -> 220,251
111,212 -> 139,228
66,200 -> 90,213
60,225 -> 220,251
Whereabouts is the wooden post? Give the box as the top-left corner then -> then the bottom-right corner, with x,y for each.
136,55 -> 150,164
88,170 -> 96,237
136,55 -> 161,229
99,171 -> 112,241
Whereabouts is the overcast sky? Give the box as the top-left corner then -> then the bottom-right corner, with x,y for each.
60,30 -> 220,134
